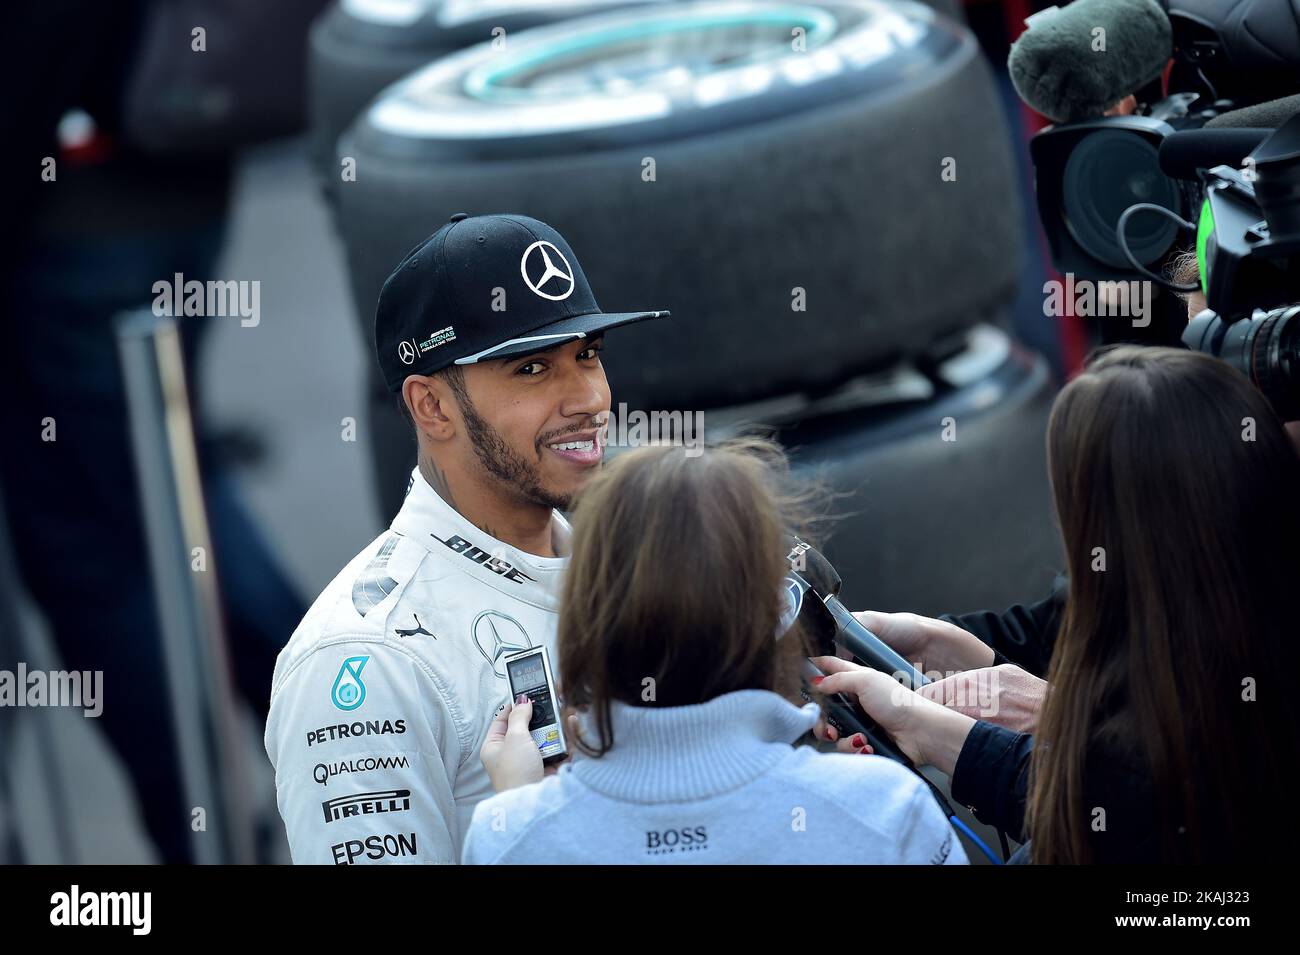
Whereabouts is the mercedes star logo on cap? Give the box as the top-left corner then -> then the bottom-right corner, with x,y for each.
375,214 -> 668,391
520,241 -> 576,301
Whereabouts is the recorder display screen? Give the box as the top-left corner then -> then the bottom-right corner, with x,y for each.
507,653 -> 556,728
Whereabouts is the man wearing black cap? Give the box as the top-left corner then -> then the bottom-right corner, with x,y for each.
263,214 -> 667,864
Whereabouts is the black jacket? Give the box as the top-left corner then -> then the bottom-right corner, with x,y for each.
939,575 -> 1067,679
938,583 -> 1229,863
949,720 -> 1178,863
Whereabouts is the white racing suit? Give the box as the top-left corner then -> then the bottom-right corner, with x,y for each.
264,468 -> 568,864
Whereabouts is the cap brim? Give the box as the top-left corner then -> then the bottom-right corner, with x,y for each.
453,309 -> 671,364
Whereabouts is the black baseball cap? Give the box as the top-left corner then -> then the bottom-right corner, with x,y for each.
375,213 -> 669,392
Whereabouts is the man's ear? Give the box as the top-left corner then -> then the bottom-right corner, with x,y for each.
402,374 -> 457,440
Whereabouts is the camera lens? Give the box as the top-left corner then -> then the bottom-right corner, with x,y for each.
1186,306 -> 1300,420
1061,129 -> 1181,269
1246,307 -> 1300,421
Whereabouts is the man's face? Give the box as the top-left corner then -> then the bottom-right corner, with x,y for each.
451,336 -> 610,510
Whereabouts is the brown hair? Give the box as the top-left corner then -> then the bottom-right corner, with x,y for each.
1027,345 -> 1300,863
1167,249 -> 1200,295
557,438 -> 811,757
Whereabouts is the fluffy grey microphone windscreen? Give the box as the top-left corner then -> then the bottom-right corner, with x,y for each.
1008,0 -> 1172,123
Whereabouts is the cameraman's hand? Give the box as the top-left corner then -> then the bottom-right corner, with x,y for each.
480,695 -> 545,793
917,663 -> 1046,733
809,656 -> 975,775
852,611 -> 995,676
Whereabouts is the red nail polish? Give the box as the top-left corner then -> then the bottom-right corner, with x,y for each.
811,676 -> 824,685
852,734 -> 865,748
859,747 -> 872,755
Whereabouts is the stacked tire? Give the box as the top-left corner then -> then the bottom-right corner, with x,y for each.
338,0 -> 1024,412
309,0 -> 665,187
325,0 -> 1060,631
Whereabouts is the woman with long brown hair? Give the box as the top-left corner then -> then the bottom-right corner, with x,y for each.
461,438 -> 965,864
816,346 -> 1300,863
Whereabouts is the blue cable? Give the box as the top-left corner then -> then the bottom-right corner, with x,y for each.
950,815 -> 1003,865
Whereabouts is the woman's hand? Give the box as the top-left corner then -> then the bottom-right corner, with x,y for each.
480,695 -> 545,792
852,611 -> 995,676
810,656 -> 977,776
918,663 -> 1046,733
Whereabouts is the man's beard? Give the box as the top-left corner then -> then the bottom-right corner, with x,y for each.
459,392 -> 574,511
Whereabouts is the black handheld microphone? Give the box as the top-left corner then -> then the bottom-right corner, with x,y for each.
797,658 -> 915,768
779,574 -> 916,768
780,548 -> 960,822
786,538 -> 928,689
